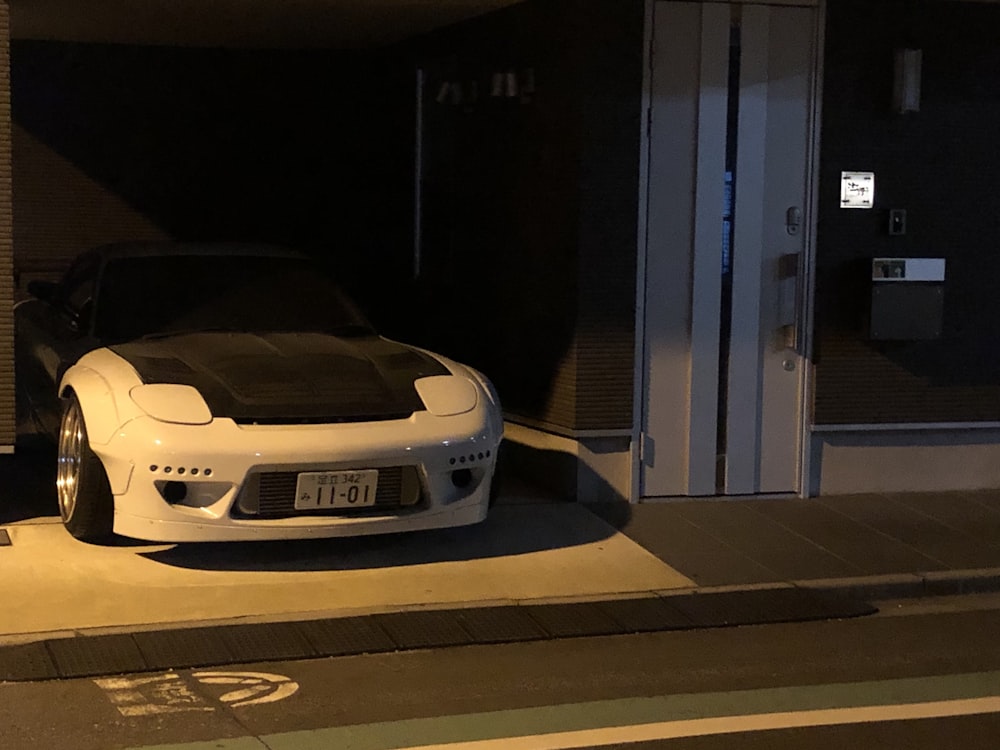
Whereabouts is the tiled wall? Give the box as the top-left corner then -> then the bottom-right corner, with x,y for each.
9,43 -> 386,279
0,1 -> 13,449
12,123 -> 168,295
397,0 -> 643,433
814,0 -> 1000,424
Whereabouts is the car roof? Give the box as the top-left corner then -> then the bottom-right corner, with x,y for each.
91,242 -> 309,262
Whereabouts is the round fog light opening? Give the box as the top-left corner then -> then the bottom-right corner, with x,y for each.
451,468 -> 473,489
163,481 -> 188,504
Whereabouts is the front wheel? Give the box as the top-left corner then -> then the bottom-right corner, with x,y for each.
57,394 -> 114,543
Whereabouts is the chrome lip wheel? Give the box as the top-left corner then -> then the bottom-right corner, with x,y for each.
57,400 -> 84,522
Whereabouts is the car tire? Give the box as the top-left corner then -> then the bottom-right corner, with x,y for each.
57,394 -> 114,543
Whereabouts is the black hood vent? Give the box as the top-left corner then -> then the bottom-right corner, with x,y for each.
112,333 -> 449,424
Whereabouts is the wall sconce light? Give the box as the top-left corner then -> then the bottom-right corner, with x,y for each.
520,68 -> 536,102
491,71 -> 519,97
893,48 -> 922,113
490,69 -> 535,101
433,68 -> 536,107
504,71 -> 519,98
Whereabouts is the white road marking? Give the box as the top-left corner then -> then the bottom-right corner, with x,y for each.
193,671 -> 299,707
94,673 -> 213,717
401,697 -> 1000,750
252,671 -> 1000,750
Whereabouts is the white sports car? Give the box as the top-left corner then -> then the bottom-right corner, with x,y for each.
15,243 -> 503,543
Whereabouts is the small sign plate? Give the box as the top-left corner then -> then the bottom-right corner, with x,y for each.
841,171 -> 875,209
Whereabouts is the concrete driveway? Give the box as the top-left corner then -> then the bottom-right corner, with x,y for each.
0,445 -> 694,644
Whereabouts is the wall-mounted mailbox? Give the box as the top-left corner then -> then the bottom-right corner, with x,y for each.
870,257 -> 945,341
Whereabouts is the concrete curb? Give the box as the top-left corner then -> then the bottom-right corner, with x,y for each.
794,568 -> 1000,600
647,568 -> 1000,602
6,569 -> 1000,648
647,568 -> 1000,603
0,587 -> 877,683
4,570 -> 999,682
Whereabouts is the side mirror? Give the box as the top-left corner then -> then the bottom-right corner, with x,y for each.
71,299 -> 95,335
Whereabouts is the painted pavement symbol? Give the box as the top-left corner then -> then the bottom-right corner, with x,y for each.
95,670 -> 299,716
192,671 -> 300,707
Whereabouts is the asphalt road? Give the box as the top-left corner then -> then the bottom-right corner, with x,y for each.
2,594 -> 1000,749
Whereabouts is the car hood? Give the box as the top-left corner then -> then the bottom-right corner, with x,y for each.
110,332 -> 449,423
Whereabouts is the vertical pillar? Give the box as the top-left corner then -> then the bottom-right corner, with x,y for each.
0,1 -> 13,451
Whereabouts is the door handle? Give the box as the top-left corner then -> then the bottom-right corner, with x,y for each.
786,206 -> 802,236
778,203 -> 803,351
778,251 -> 800,351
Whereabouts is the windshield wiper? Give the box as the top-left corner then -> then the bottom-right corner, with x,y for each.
138,327 -> 243,340
325,324 -> 377,337
137,324 -> 376,341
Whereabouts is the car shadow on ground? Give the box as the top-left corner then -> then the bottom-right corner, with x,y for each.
1,443 -> 631,571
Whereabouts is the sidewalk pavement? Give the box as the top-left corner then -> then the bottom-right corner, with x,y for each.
586,490 -> 1000,600
3,443 -> 1000,680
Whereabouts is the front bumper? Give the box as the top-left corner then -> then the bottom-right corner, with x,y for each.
92,408 -> 500,542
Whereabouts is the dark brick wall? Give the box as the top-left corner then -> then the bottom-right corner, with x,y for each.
815,0 -> 1000,424
10,42 -> 406,308
394,0 -> 643,432
12,122 -> 169,292
0,1 -> 13,447
573,1 -> 643,430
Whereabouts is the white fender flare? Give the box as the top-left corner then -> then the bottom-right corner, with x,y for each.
59,349 -> 145,446
60,366 -> 123,446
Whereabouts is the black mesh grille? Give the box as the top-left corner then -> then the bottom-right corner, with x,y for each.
234,466 -> 420,518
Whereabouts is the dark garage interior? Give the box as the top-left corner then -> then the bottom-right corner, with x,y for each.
9,0 -> 642,440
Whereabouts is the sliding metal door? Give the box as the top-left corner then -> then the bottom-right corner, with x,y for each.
641,1 -> 817,497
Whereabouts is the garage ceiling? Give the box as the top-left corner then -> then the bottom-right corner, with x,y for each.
9,0 -> 526,49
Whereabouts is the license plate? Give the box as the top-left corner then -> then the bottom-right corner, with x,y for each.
294,470 -> 379,510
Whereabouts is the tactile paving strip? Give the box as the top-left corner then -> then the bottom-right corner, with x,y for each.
375,610 -> 475,649
218,622 -> 317,663
453,606 -> 548,644
521,602 -> 623,638
296,616 -> 396,656
47,634 -> 147,678
597,596 -> 695,632
134,626 -> 238,670
0,642 -> 58,681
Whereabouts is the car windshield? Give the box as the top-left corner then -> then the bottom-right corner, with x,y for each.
93,254 -> 375,342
